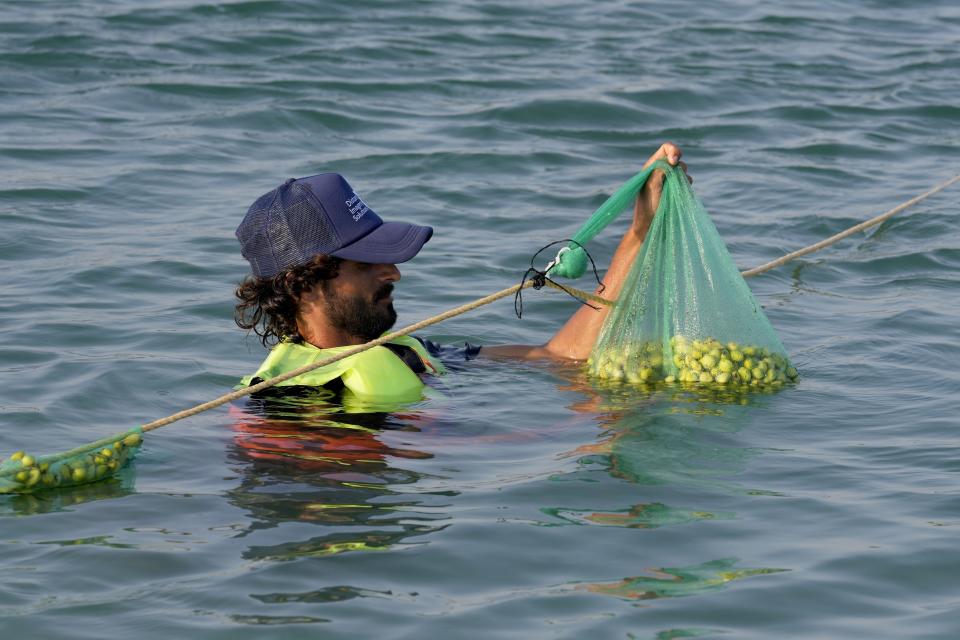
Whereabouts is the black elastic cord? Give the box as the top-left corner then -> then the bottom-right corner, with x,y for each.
514,239 -> 605,318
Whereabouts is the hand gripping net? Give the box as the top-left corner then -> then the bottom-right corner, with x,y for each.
552,161 -> 796,388
0,427 -> 142,494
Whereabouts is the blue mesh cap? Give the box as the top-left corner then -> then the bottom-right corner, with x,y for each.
236,173 -> 433,277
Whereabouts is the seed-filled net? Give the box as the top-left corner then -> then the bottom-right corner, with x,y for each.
550,160 -> 796,387
0,428 -> 142,494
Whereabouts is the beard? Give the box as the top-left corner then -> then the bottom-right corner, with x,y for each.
325,282 -> 397,341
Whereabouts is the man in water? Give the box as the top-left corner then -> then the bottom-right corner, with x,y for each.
234,143 -> 686,399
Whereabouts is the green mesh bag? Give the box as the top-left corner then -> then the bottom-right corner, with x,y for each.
555,161 -> 796,388
0,427 -> 142,494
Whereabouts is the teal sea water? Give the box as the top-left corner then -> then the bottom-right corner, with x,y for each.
2,1 -> 959,637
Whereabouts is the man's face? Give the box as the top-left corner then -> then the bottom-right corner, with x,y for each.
317,260 -> 401,341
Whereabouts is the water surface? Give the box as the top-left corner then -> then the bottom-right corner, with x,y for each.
1,1 -> 959,638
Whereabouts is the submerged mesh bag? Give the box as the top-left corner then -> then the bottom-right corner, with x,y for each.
0,427 -> 142,494
551,161 -> 796,388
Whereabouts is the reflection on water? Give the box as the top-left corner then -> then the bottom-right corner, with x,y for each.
226,388 -> 454,562
575,558 -> 788,601
0,470 -> 135,517
433,557 -> 787,617
564,381 -> 780,492
34,534 -> 135,549
647,629 -> 725,639
251,584 -> 404,604
584,378 -> 786,411
533,377 -> 785,560
229,613 -> 330,626
540,502 -> 734,529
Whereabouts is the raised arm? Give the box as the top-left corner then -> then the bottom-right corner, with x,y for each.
483,143 -> 687,360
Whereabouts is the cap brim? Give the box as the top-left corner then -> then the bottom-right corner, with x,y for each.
330,221 -> 433,264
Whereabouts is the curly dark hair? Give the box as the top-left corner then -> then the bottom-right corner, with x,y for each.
235,255 -> 343,347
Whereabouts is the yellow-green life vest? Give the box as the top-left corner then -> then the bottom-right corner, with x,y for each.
239,335 -> 445,402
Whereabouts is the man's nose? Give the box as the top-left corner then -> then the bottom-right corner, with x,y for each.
378,263 -> 401,282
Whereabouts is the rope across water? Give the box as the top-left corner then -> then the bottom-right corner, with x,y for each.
740,173 -> 960,278
4,171 -> 954,494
